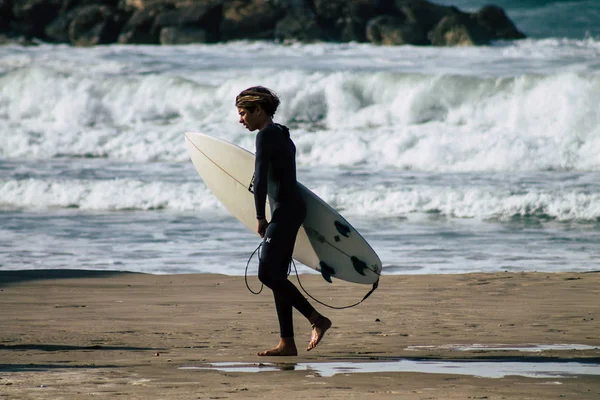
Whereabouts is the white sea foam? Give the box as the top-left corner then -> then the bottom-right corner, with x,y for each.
331,185 -> 600,221
0,178 -> 222,212
2,177 -> 599,221
1,63 -> 599,171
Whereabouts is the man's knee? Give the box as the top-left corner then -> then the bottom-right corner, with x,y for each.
258,264 -> 272,286
258,261 -> 287,289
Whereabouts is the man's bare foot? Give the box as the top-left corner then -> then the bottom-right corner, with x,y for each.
307,315 -> 332,351
257,337 -> 298,356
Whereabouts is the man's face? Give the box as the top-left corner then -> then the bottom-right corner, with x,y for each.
238,107 -> 262,131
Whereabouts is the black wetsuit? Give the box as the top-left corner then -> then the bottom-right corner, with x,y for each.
254,123 -> 315,338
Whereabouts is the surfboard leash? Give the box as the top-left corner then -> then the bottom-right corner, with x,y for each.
289,258 -> 379,310
244,243 -> 264,295
245,243 -> 379,309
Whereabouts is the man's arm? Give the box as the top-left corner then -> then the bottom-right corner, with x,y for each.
254,128 -> 273,221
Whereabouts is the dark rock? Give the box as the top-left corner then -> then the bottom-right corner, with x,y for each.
2,0 -> 526,46
311,0 -> 386,23
337,19 -> 367,42
12,0 -> 62,37
312,0 -> 382,42
0,32 -> 39,44
376,0 -> 399,15
45,9 -> 73,42
62,0 -> 120,13
46,3 -> 128,44
348,0 -> 383,22
0,17 -> 8,33
366,14 -> 426,45
0,0 -> 11,13
394,0 -> 453,33
426,4 -> 525,46
118,3 -> 171,44
312,0 -> 351,42
153,3 -> 220,28
274,7 -> 328,43
473,5 -> 525,40
68,5 -> 126,46
220,0 -> 284,41
312,0 -> 344,22
0,0 -> 12,32
117,0 -> 173,12
12,0 -> 61,21
312,0 -> 345,22
152,2 -> 222,42
428,11 -> 489,46
159,26 -> 208,44
366,0 -> 459,45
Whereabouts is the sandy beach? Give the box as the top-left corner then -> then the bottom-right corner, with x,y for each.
1,270 -> 599,399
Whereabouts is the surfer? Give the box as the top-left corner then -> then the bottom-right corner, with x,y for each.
236,86 -> 332,356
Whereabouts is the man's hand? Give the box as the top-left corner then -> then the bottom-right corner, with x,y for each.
257,218 -> 269,238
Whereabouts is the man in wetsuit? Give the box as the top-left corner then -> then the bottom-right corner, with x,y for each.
236,86 -> 331,356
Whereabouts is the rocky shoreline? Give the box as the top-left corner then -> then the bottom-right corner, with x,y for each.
2,0 -> 525,47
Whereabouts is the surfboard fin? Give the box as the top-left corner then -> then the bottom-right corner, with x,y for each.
319,262 -> 335,283
248,173 -> 255,193
351,256 -> 367,276
334,221 -> 351,238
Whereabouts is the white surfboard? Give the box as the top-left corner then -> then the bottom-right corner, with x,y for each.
185,132 -> 381,285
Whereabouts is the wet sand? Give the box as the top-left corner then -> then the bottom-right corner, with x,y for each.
1,270 -> 599,399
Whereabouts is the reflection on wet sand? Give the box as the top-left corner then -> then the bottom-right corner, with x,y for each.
181,357 -> 600,379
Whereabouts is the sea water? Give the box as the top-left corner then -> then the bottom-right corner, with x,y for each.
181,359 -> 600,378
1,1 -> 599,277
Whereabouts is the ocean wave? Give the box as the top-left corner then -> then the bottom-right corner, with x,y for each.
0,178 -> 221,212
1,66 -> 599,172
2,178 -> 599,222
326,185 -> 600,222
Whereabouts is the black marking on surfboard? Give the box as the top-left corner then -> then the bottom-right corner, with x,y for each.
351,256 -> 367,276
334,221 -> 351,238
306,227 -> 379,278
305,227 -> 326,243
319,262 -> 335,283
248,173 -> 255,193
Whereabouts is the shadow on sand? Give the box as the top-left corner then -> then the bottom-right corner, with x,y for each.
0,344 -> 160,352
0,363 -> 122,372
0,269 -> 141,287
0,343 -> 164,373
